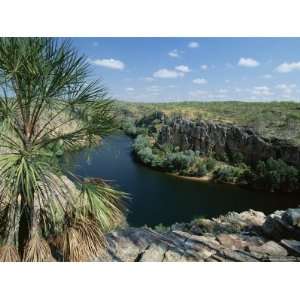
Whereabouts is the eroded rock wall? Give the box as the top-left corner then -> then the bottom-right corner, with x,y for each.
158,119 -> 300,167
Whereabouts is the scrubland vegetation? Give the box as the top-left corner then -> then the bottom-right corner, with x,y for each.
120,103 -> 300,193
133,133 -> 300,192
118,101 -> 300,145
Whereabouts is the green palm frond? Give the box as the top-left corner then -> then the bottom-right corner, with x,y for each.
76,178 -> 128,232
0,38 -> 126,261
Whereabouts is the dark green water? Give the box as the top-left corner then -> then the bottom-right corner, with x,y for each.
66,134 -> 300,227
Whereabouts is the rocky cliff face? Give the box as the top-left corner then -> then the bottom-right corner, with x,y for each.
158,118 -> 300,167
98,208 -> 300,262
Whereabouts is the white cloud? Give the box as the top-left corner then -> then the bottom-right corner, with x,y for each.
125,87 -> 135,92
219,89 -> 228,93
168,49 -> 180,58
276,83 -> 296,89
201,64 -> 208,70
153,68 -> 184,79
238,57 -> 260,67
276,83 -> 296,94
175,65 -> 190,73
188,41 -> 199,48
276,61 -> 300,73
189,90 -> 208,97
252,86 -> 272,96
193,78 -> 207,85
146,85 -> 160,91
263,74 -> 272,79
89,58 -> 125,70
144,77 -> 155,82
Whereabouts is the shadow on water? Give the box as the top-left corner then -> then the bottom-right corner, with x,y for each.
64,134 -> 300,227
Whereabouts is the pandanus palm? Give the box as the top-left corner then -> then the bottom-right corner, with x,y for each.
0,38 -> 126,261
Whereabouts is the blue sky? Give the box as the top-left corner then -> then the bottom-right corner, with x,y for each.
71,38 -> 300,102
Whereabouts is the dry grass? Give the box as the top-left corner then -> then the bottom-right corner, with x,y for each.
0,244 -> 21,262
22,231 -> 54,262
118,101 -> 300,144
62,217 -> 107,262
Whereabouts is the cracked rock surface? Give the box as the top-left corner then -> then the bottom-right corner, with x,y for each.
98,208 -> 300,262
157,118 -> 300,168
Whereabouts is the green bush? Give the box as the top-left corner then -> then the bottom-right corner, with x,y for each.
205,157 -> 217,171
150,154 -> 165,168
164,151 -> 195,172
213,165 -> 245,184
250,158 -> 299,192
133,134 -> 152,152
154,223 -> 170,233
196,163 -> 208,177
231,152 -> 244,164
121,119 -> 137,137
137,147 -> 153,164
133,135 -> 166,168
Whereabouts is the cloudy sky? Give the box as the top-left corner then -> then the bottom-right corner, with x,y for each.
72,38 -> 300,102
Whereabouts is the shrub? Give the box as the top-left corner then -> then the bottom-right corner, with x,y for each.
252,158 -> 299,192
121,119 -> 137,137
150,154 -> 165,168
154,223 -> 170,233
137,147 -> 153,164
213,165 -> 245,184
231,152 -> 244,164
133,134 -> 152,152
205,157 -> 217,171
164,151 -> 194,172
197,164 -> 208,177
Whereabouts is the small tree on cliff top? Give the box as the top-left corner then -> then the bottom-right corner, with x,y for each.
0,38 -> 126,261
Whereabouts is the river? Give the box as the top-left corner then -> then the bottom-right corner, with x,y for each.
65,134 -> 300,227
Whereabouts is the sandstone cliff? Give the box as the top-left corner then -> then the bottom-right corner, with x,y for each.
158,118 -> 300,167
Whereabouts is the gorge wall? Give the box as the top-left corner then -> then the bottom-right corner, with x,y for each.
158,118 -> 300,167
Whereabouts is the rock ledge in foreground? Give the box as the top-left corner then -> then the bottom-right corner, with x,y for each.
98,208 -> 300,262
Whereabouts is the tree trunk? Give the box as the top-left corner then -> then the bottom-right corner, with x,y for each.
18,195 -> 31,258
5,195 -> 21,247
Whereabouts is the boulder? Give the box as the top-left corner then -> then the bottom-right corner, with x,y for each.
99,208 -> 300,262
282,208 -> 300,227
237,210 -> 266,227
280,240 -> 300,256
246,241 -> 288,257
163,250 -> 188,262
216,234 -> 247,250
191,210 -> 266,235
139,243 -> 168,262
262,210 -> 300,241
105,228 -> 171,262
218,249 -> 259,262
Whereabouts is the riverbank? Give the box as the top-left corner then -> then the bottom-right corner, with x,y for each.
69,134 -> 300,227
167,172 -> 212,182
128,110 -> 300,193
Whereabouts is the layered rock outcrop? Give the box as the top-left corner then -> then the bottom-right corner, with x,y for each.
157,119 -> 300,167
99,208 -> 300,262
